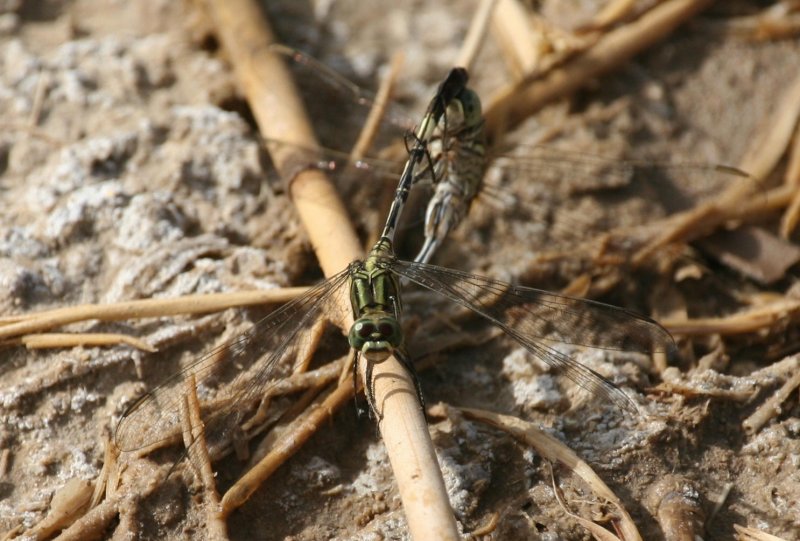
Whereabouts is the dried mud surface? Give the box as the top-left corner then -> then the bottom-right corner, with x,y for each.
1,1 -> 799,540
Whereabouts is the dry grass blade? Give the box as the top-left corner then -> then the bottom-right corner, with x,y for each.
632,64 -> 800,265
455,0 -> 497,71
452,405 -> 642,541
739,69 -> 800,182
0,288 -> 307,341
734,524 -> 791,541
645,475 -> 705,541
484,0 -> 713,139
47,498 -> 120,541
779,121 -> 800,238
181,375 -> 228,541
203,1 -> 458,537
21,478 -> 93,540
742,354 -> 800,434
579,0 -> 640,31
721,1 -> 800,42
661,298 -> 800,336
348,52 -> 404,164
12,332 -> 156,352
549,469 -> 627,541
491,0 -> 592,86
220,380 -> 354,514
491,0 -> 541,78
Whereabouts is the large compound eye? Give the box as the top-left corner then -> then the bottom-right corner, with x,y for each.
377,321 -> 395,337
459,89 -> 482,127
356,322 -> 374,338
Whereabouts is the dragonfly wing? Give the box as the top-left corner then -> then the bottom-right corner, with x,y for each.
114,268 -> 353,452
392,260 -> 675,412
488,144 -> 751,196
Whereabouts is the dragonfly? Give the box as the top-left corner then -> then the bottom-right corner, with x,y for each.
269,45 -> 751,266
114,67 -> 674,454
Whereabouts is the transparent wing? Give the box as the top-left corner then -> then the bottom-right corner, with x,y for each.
486,144 -> 751,197
270,44 -> 413,153
114,268 -> 353,452
392,259 -> 675,412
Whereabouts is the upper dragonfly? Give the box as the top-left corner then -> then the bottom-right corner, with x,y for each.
115,66 -> 674,454
269,45 -> 751,266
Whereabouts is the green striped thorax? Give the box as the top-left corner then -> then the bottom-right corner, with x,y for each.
348,238 -> 404,362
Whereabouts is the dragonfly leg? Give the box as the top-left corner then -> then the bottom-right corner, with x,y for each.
364,358 -> 382,421
394,349 -> 426,418
352,351 -> 370,419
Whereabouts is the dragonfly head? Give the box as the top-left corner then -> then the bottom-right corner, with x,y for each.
348,314 -> 403,362
448,87 -> 483,131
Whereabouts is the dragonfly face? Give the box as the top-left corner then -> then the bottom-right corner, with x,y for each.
349,311 -> 403,362
447,86 -> 482,132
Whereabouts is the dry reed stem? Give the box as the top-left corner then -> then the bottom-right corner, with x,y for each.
733,524 -> 790,541
354,55 -> 405,251
0,287 -> 306,340
89,436 -> 114,509
491,0 -> 540,79
348,52 -> 404,164
647,476 -> 704,541
50,498 -> 120,541
742,355 -> 800,434
739,70 -> 800,182
452,405 -> 642,541
661,298 -> 800,336
220,380 -> 354,513
181,376 -> 228,541
549,472 -> 627,541
632,65 -> 800,267
780,121 -> 800,237
11,332 -> 156,352
491,0 -> 592,87
580,0 -> 640,31
455,0 -> 497,71
22,478 -> 93,540
484,0 -> 713,140
205,0 -> 458,538
723,2 -> 800,42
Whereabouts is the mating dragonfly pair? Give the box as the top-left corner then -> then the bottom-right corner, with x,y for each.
114,62 -> 674,453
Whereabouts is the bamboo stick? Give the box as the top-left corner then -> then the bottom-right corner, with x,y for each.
204,1 -> 458,538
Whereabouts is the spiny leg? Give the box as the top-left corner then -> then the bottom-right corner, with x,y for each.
364,358 -> 381,421
352,350 -> 369,419
361,351 -> 426,421
394,349 -> 425,416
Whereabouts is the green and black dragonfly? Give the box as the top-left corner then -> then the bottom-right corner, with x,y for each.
115,67 -> 673,453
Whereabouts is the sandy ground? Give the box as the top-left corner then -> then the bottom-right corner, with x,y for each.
1,1 -> 799,540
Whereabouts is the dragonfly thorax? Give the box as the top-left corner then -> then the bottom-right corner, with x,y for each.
348,238 -> 404,362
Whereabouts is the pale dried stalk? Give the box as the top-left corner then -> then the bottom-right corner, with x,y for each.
739,68 -> 800,182
742,355 -> 800,434
204,0 -> 458,538
734,524 -> 791,541
0,287 -> 307,340
455,0 -> 497,71
484,0 -> 713,139
581,0 -> 639,31
491,0 -> 541,79
13,332 -> 156,352
181,375 -> 228,541
349,52 -> 404,164
634,66 -> 800,263
453,405 -> 642,541
779,121 -> 800,238
661,298 -> 800,336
